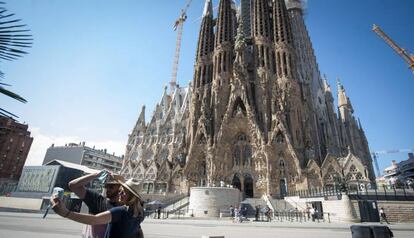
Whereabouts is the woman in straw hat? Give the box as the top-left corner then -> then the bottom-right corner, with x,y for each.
51,178 -> 144,238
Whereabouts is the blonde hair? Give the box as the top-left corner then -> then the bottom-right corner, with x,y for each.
124,188 -> 143,218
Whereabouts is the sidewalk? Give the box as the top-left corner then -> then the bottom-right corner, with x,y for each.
143,216 -> 414,231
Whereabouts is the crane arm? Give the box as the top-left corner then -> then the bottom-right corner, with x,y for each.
183,0 -> 192,13
372,24 -> 414,70
170,0 -> 192,93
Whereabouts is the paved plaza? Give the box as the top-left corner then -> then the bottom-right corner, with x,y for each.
0,212 -> 413,238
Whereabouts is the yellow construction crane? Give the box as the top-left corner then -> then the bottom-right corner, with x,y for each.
372,24 -> 414,75
170,0 -> 193,93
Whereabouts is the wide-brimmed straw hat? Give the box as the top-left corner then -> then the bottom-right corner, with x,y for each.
119,178 -> 142,201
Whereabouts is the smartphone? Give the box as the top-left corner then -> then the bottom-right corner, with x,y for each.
97,170 -> 109,183
53,187 -> 64,200
43,187 -> 64,219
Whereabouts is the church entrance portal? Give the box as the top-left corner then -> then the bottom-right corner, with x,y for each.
232,174 -> 241,191
244,174 -> 254,198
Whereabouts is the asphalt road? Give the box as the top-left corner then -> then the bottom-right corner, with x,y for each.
1,212 -> 413,238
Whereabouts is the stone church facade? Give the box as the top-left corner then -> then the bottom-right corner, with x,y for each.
121,0 -> 375,198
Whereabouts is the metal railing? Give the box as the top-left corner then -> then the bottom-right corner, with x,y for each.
287,186 -> 342,198
272,211 -> 331,223
145,207 -> 193,219
286,184 -> 414,201
347,184 -> 414,201
219,208 -> 331,223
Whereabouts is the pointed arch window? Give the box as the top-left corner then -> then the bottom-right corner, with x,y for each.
276,131 -> 284,144
279,159 -> 285,168
232,97 -> 247,117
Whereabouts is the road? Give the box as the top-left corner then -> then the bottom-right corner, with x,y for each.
0,212 -> 413,238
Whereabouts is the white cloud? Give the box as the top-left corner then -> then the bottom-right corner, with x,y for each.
25,127 -> 126,166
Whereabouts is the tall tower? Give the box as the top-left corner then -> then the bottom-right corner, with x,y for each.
240,0 -> 253,38
323,77 -> 342,155
211,0 -> 237,141
337,80 -> 361,157
272,0 -> 305,149
252,0 -> 274,139
189,0 -> 215,144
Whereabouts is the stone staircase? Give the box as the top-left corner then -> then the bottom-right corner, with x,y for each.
163,196 -> 189,213
144,193 -> 188,218
269,198 -> 296,211
377,201 -> 414,223
141,193 -> 186,205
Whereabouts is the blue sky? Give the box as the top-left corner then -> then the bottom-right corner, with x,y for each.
1,0 -> 413,174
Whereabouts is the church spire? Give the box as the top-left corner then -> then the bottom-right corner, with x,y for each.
126,105 -> 146,153
253,0 -> 272,39
215,0 -> 236,47
137,105 -> 146,126
211,0 -> 236,140
337,79 -> 354,122
273,0 -> 293,45
202,0 -> 213,17
337,79 -> 353,112
189,0 -> 216,144
194,0 -> 215,89
323,75 -> 331,93
273,0 -> 295,80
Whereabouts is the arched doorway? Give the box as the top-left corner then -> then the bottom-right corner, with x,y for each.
232,174 -> 241,191
244,174 -> 254,198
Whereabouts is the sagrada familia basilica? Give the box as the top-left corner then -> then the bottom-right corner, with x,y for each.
121,0 -> 375,198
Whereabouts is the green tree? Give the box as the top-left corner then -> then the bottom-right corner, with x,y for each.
0,1 -> 32,118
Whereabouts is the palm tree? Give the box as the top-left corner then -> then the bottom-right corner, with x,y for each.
0,1 -> 33,118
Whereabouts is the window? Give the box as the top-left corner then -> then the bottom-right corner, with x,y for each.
356,172 -> 364,180
279,160 -> 285,168
238,133 -> 247,141
276,132 -> 284,144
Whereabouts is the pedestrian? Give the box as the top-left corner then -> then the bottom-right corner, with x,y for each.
314,208 -> 320,223
229,205 -> 234,218
157,206 -> 162,219
310,207 -> 315,222
255,205 -> 260,221
242,206 -> 248,219
52,178 -> 145,238
264,205 -> 271,222
234,207 -> 241,223
380,207 -> 390,224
